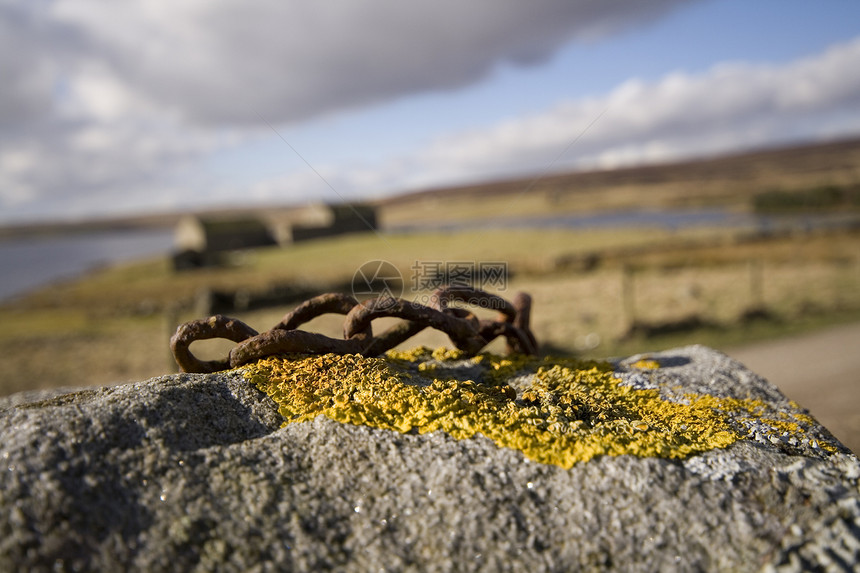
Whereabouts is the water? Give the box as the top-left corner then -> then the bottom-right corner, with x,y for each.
387,208 -> 761,233
1,208 -> 855,302
0,228 -> 174,302
388,207 -> 860,234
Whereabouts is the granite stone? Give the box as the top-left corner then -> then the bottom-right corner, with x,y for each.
1,345 -> 858,572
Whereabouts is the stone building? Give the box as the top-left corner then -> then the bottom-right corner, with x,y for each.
280,203 -> 378,243
172,215 -> 276,269
171,203 -> 378,269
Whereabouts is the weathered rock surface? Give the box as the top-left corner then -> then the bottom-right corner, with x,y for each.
1,345 -> 859,572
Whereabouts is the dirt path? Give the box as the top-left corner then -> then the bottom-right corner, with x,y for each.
726,322 -> 860,455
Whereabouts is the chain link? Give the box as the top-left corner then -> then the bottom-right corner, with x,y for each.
170,285 -> 538,373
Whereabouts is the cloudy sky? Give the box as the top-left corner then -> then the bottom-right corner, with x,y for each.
2,0 -> 860,224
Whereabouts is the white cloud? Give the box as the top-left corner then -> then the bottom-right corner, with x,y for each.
0,114 -> 230,221
0,3 -> 60,127
194,36 -> 860,210
44,0 -> 692,124
384,37 -> 860,187
0,0 -> 698,222
60,64 -> 163,122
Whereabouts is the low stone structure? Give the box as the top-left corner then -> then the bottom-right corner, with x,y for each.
286,203 -> 378,243
172,215 -> 276,269
1,345 -> 858,571
170,204 -> 378,269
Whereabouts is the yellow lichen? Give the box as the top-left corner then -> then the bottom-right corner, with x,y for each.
244,347 -> 842,466
246,348 -> 837,468
630,358 -> 661,370
694,395 -> 839,453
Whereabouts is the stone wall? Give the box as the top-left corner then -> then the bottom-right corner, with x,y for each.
1,345 -> 858,571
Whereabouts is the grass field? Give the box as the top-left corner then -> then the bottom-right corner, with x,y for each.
2,223 -> 859,396
3,138 -> 860,395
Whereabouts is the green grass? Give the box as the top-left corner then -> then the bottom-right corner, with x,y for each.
753,184 -> 860,212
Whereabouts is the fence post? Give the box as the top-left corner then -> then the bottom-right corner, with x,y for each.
622,264 -> 636,329
749,259 -> 764,308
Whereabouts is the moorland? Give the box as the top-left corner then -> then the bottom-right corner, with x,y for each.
2,137 -> 860,396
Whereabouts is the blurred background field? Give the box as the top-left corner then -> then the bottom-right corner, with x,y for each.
2,141 -> 860,453
4,222 -> 859,392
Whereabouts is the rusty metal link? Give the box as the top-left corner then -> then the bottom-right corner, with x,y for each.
170,285 -> 538,373
429,286 -> 538,355
170,315 -> 260,374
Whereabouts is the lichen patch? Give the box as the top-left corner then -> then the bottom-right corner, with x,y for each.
243,348 -> 835,468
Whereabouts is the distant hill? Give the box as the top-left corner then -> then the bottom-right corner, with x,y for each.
378,137 -> 860,207
4,137 -> 860,238
375,137 -> 860,227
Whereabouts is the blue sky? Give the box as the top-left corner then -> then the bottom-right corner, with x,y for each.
217,0 -> 860,183
1,0 -> 859,223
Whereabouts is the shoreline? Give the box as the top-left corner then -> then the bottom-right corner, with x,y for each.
0,228 -> 174,303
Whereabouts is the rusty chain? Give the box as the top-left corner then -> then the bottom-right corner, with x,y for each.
170,285 -> 538,373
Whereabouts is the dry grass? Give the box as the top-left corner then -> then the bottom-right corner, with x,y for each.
10,227 -> 687,316
4,134 -> 860,394
2,226 -> 859,395
522,259 -> 860,357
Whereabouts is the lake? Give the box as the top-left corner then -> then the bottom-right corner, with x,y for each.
386,208 -> 858,233
1,208 -> 854,303
0,228 -> 175,302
